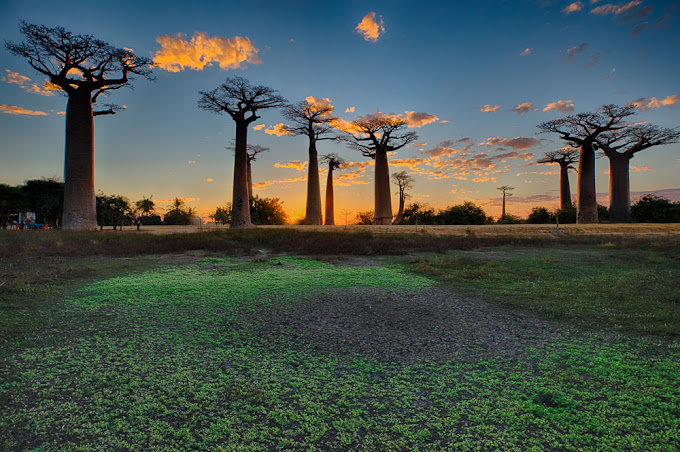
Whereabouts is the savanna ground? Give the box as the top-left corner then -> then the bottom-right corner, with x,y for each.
1,226 -> 679,451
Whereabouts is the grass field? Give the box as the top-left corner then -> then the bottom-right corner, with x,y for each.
1,229 -> 679,450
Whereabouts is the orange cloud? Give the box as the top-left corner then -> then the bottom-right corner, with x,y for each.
275,160 -> 307,171
627,94 -> 680,110
543,100 -> 575,113
206,178 -> 213,182
562,1 -> 584,14
404,111 -> 439,127
306,96 -> 334,112
252,124 -> 265,131
520,48 -> 533,56
439,120 -> 450,124
345,106 -> 355,113
0,104 -> 48,116
2,69 -> 30,85
356,12 -> 385,42
2,70 -> 56,96
511,102 -> 535,115
480,104 -> 501,113
265,123 -> 292,136
253,176 -> 306,189
153,31 -> 260,72
472,177 -> 499,183
591,0 -> 641,15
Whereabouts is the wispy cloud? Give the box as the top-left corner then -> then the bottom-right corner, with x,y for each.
543,100 -> 575,113
264,123 -> 292,136
153,31 -> 260,72
0,104 -> 48,116
480,104 -> 501,113
511,102 -> 535,115
605,68 -> 616,80
482,136 -> 540,151
627,93 -> 680,110
566,43 -> 588,61
356,12 -> 385,42
591,0 -> 641,16
2,69 -> 56,96
562,1 -> 584,14
472,176 -> 499,183
587,51 -> 602,67
404,111 -> 439,127
520,48 -> 533,56
275,160 -> 307,171
630,21 -> 648,36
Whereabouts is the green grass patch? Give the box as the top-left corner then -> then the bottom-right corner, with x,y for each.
409,246 -> 680,336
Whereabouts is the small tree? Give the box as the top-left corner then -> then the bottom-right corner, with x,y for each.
526,207 -> 554,224
199,77 -> 287,228
320,153 -> 345,225
21,178 -> 64,228
163,198 -> 195,225
438,201 -> 489,225
355,211 -> 374,225
250,196 -> 288,225
283,99 -> 337,225
135,196 -> 156,217
344,114 -> 417,225
596,125 -> 680,222
211,204 -> 232,225
537,148 -> 578,210
497,185 -> 514,220
630,195 -> 680,223
538,105 -> 635,223
401,203 -> 438,225
392,171 -> 415,225
6,22 -> 153,230
96,193 -> 131,230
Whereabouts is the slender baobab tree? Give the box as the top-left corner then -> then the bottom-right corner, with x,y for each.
199,77 -> 286,228
537,148 -> 578,210
5,22 -> 153,230
392,171 -> 414,224
229,141 -> 270,199
283,99 -> 337,225
596,124 -> 680,222
344,114 -> 418,225
538,105 -> 635,223
320,153 -> 345,225
497,185 -> 514,219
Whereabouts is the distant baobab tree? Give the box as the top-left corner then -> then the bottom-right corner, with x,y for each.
320,153 -> 345,225
344,114 -> 418,225
229,141 -> 270,199
339,208 -> 352,226
5,21 -> 153,230
596,124 -> 680,222
537,148 -> 578,210
283,99 -> 337,225
392,171 -> 414,225
497,185 -> 514,219
538,105 -> 635,223
198,77 -> 287,228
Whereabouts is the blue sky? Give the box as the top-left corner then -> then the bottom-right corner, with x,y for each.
1,0 -> 678,221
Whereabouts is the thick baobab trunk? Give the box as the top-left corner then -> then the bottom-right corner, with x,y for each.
324,166 -> 335,225
231,122 -> 253,228
303,141 -> 323,225
608,153 -> 631,223
246,157 -> 253,200
373,149 -> 393,225
393,189 -> 405,225
576,142 -> 598,223
559,164 -> 572,210
63,91 -> 97,230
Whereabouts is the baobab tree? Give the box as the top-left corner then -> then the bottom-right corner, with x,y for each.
5,22 -> 153,230
537,148 -> 578,210
283,99 -> 337,225
229,142 -> 270,199
596,124 -> 680,222
497,185 -> 514,219
538,105 -> 635,223
392,171 -> 414,224
199,77 -> 286,228
320,153 -> 345,225
344,114 -> 418,225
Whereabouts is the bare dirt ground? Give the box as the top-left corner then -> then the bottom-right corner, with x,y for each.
106,223 -> 680,236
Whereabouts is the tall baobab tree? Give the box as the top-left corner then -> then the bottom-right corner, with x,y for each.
344,114 -> 418,225
537,148 -> 578,210
392,171 -> 414,224
5,22 -> 153,230
199,77 -> 286,228
320,153 -> 345,225
538,105 -> 635,223
497,185 -> 514,219
283,99 -> 337,225
596,124 -> 680,222
229,142 -> 270,199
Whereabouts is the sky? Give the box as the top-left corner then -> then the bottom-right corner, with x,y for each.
1,0 -> 679,222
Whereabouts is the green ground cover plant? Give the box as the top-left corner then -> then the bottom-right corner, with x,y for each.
1,248 -> 679,450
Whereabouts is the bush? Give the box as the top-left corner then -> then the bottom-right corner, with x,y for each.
597,204 -> 610,223
526,207 -> 554,224
355,211 -> 374,225
631,195 -> 680,223
556,206 -> 576,224
438,201 -> 489,225
250,196 -> 288,225
138,214 -> 162,225
211,205 -> 231,225
401,203 -> 437,225
497,214 -> 524,224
